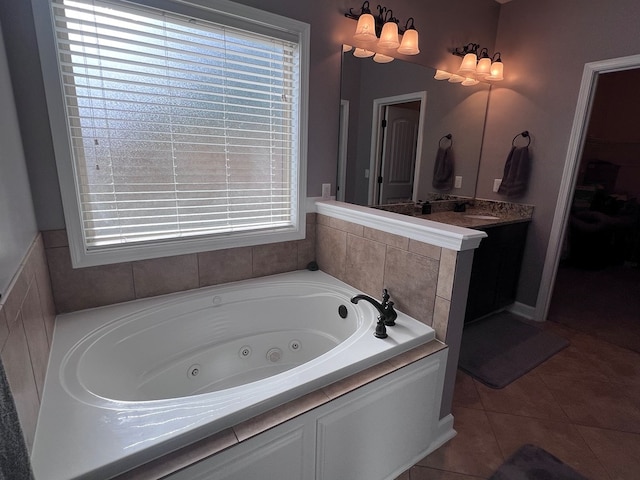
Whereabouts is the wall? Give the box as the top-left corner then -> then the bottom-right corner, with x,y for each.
476,0 -> 640,308
0,23 -> 38,295
0,0 -> 500,232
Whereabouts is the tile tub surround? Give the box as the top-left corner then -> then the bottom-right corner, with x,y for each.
315,200 -> 485,418
42,213 -> 317,313
0,233 -> 56,451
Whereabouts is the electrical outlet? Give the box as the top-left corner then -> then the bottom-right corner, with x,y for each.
454,176 -> 462,189
493,178 -> 502,192
322,183 -> 331,200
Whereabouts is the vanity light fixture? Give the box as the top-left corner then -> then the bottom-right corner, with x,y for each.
452,43 -> 504,81
433,43 -> 504,86
345,1 -> 420,60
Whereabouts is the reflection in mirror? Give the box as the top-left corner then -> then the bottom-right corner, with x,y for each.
338,52 -> 491,206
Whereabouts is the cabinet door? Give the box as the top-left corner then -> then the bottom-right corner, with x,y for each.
166,420 -> 314,480
315,353 -> 444,480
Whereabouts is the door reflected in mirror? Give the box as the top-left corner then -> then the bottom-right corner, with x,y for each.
338,52 -> 491,206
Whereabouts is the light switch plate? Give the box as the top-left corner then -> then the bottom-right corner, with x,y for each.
322,183 -> 331,199
493,178 -> 502,192
454,176 -> 462,189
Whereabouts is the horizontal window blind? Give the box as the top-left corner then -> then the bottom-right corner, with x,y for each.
52,0 -> 300,248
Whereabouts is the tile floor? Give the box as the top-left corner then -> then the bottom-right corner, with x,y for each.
397,320 -> 640,479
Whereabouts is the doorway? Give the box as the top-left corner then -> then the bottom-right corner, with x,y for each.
537,54 -> 640,352
367,91 -> 426,206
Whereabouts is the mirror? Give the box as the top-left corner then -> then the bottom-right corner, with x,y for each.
338,51 -> 491,205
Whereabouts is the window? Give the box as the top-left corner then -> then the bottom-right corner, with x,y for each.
35,0 -> 308,267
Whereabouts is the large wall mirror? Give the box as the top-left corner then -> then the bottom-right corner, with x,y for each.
338,51 -> 491,206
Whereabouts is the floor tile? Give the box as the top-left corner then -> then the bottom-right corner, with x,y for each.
451,371 -> 482,410
408,466 -> 484,479
487,411 -> 611,480
417,407 -> 503,478
540,374 -> 640,434
473,373 -> 569,422
577,425 -> 640,480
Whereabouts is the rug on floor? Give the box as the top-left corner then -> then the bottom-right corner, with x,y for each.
458,311 -> 569,388
488,444 -> 589,480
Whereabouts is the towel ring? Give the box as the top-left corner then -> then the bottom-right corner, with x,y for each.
512,130 -> 531,147
439,133 -> 453,148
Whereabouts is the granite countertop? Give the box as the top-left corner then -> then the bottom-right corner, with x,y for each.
375,199 -> 534,229
416,208 -> 531,229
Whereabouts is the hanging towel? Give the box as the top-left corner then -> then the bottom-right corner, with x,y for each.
497,146 -> 530,197
0,359 -> 34,480
432,146 -> 454,190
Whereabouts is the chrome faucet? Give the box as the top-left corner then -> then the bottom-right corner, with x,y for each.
350,288 -> 398,338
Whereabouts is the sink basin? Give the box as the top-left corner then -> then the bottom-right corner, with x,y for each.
464,214 -> 500,220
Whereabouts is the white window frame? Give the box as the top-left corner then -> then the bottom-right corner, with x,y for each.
32,0 -> 309,268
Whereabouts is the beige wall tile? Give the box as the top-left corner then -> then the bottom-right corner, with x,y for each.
432,296 -> 451,342
20,283 -> 49,400
41,229 -> 68,248
252,242 -> 299,277
1,266 -> 29,330
408,239 -> 441,260
383,247 -> 439,325
198,247 -> 253,287
31,235 -> 56,342
436,248 -> 457,301
317,214 -> 364,236
363,227 -> 409,250
46,247 -> 135,313
0,314 -> 40,451
132,254 -> 198,299
316,224 -> 347,281
344,234 -> 386,297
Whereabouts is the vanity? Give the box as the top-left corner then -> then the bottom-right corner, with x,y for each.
375,199 -> 534,323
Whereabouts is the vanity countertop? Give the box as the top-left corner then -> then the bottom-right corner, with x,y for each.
416,209 -> 531,229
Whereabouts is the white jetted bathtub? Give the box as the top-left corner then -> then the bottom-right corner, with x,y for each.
32,270 -> 437,479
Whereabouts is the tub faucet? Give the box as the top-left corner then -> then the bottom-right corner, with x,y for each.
351,289 -> 398,339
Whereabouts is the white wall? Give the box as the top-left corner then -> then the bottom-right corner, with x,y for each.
0,23 -> 38,295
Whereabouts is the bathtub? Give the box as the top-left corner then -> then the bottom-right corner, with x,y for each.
32,270 -> 436,480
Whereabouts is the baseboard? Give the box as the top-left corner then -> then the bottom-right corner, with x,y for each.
506,301 -> 536,320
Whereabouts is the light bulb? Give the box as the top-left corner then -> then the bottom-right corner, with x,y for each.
378,21 -> 400,49
457,53 -> 477,76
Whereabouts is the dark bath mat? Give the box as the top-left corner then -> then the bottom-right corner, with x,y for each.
489,444 -> 589,480
458,311 -> 569,388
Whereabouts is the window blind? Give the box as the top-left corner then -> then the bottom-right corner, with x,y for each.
52,0 -> 300,248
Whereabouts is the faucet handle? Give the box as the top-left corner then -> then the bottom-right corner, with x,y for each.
383,300 -> 398,326
382,288 -> 390,304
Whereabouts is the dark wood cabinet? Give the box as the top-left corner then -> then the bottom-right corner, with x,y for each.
464,221 -> 530,323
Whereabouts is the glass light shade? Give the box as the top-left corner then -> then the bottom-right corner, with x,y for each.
448,74 -> 465,83
378,21 -> 400,49
373,53 -> 394,63
433,69 -> 452,80
353,13 -> 377,43
457,53 -> 477,75
397,29 -> 420,55
486,60 -> 504,81
342,44 -> 353,52
475,57 -> 492,78
353,48 -> 375,58
462,77 -> 480,86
